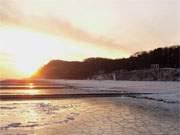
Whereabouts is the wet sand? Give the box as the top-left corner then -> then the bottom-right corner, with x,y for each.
0,97 -> 179,135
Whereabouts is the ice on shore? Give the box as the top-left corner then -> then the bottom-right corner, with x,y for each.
47,79 -> 180,103
0,97 -> 179,135
0,80 -> 179,135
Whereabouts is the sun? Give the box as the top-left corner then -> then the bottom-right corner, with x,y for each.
0,25 -> 129,78
0,26 -> 86,78
0,27 -> 57,77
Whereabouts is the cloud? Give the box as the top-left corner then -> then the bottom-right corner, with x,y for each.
0,0 -> 131,54
0,52 -> 14,62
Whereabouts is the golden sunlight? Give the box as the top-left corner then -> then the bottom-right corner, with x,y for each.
0,26 -> 83,77
0,26 -> 128,78
0,26 -> 75,77
25,83 -> 39,95
25,90 -> 40,95
28,83 -> 35,89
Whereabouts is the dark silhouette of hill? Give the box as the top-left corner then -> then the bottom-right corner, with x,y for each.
33,45 -> 180,79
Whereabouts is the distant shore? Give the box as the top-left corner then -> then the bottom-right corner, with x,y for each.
91,68 -> 180,81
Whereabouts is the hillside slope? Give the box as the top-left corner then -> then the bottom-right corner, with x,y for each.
33,46 -> 180,80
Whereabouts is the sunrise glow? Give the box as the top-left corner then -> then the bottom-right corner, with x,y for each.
0,26 -> 128,78
0,27 -> 127,77
0,0 -> 179,79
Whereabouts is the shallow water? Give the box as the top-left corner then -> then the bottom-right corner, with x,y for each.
0,97 -> 179,135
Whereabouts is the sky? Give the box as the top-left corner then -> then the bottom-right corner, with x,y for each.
0,0 -> 180,79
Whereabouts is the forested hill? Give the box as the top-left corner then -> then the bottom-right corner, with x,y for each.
33,45 -> 180,79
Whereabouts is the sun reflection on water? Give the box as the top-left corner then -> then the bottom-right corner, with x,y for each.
28,83 -> 35,89
25,83 -> 40,95
25,90 -> 40,95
